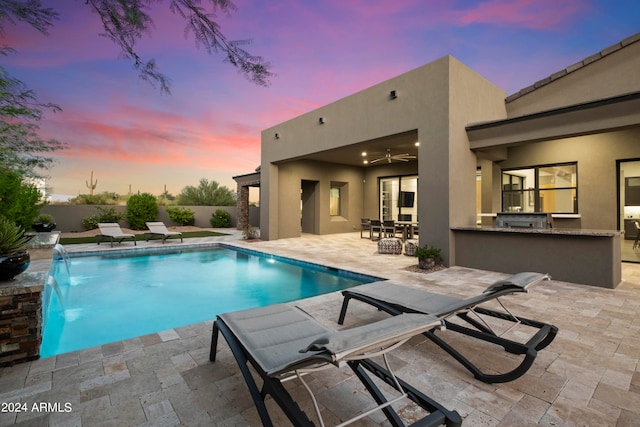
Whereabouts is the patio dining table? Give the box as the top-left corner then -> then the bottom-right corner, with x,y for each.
395,221 -> 418,241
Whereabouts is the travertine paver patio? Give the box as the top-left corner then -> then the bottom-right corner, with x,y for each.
1,231 -> 639,426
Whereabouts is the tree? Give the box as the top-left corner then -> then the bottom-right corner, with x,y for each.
176,178 -> 236,205
0,166 -> 42,229
0,0 -> 274,94
0,50 -> 66,178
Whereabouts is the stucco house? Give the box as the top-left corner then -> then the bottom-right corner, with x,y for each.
235,32 -> 640,288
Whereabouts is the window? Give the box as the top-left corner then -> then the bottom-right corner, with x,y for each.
502,163 -> 577,213
330,186 -> 340,216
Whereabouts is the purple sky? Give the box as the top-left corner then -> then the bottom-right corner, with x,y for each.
3,0 -> 639,199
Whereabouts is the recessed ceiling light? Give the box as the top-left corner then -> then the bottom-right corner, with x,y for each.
414,142 -> 420,147
361,152 -> 367,156
363,160 -> 368,164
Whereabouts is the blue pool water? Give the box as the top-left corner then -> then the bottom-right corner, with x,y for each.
42,245 -> 378,357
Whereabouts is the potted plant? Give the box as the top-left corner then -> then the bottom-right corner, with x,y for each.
0,217 -> 31,281
32,213 -> 56,232
415,244 -> 442,270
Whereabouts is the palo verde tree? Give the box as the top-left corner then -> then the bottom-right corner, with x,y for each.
176,178 -> 236,206
0,0 -> 274,94
0,49 -> 65,179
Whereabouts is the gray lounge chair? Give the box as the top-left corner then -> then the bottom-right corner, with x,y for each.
96,223 -> 136,247
145,222 -> 183,243
210,303 -> 462,427
338,272 -> 558,383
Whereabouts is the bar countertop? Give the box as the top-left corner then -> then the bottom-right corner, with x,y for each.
452,226 -> 621,237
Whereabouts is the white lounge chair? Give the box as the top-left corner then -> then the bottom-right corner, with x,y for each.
96,223 -> 136,247
145,222 -> 183,243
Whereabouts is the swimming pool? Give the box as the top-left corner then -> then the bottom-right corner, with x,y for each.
41,245 -> 379,357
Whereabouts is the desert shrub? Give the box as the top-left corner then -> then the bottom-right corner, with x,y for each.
166,206 -> 195,226
126,193 -> 158,230
82,206 -> 123,230
210,209 -> 231,228
0,167 -> 42,229
35,214 -> 54,224
69,192 -> 120,205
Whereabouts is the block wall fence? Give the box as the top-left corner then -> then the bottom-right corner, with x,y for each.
39,205 -> 260,232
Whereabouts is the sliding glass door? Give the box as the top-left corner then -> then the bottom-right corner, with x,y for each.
379,175 -> 418,221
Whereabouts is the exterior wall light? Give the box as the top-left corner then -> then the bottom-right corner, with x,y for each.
275,133 -> 280,139
319,117 -> 325,124
389,90 -> 397,99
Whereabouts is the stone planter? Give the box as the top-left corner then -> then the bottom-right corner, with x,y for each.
32,223 -> 56,232
418,257 -> 436,270
0,251 -> 31,281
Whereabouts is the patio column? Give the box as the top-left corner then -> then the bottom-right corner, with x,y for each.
237,183 -> 250,231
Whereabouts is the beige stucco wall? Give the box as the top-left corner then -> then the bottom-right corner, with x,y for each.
276,160 -> 366,236
260,55 -> 507,266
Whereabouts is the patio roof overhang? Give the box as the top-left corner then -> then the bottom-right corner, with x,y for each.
466,91 -> 640,157
233,170 -> 261,187
274,129 -> 419,167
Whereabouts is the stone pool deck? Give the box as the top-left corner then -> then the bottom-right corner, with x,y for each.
1,231 -> 639,426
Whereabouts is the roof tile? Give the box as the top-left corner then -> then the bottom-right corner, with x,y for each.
506,32 -> 640,103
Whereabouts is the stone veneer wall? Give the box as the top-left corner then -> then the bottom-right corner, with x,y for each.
0,238 -> 55,367
0,290 -> 42,366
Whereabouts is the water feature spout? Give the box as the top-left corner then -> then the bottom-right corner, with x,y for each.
53,243 -> 71,276
46,274 -> 66,313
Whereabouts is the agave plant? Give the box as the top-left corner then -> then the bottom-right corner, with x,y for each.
0,217 -> 30,255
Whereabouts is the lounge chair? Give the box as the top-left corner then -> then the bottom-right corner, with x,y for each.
145,222 -> 183,243
210,303 -> 462,427
338,272 -> 558,384
96,223 -> 136,247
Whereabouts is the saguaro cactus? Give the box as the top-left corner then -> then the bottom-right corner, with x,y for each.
86,171 -> 98,195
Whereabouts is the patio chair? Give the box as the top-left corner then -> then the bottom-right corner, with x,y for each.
210,303 -> 462,427
338,272 -> 558,383
360,218 -> 371,239
383,220 -> 396,238
370,219 -> 383,241
145,222 -> 183,244
96,223 -> 136,247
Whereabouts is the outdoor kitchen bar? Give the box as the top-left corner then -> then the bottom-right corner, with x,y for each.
452,213 -> 621,289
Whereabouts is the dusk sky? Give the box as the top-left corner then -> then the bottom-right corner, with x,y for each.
3,0 -> 639,200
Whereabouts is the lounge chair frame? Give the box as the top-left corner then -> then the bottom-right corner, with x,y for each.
338,273 -> 558,384
210,306 -> 462,427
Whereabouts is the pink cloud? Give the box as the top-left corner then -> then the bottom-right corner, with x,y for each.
448,0 -> 588,30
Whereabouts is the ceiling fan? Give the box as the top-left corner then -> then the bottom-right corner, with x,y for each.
368,148 -> 416,164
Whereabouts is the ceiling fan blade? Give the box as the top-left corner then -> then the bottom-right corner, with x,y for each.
366,150 -> 416,165
390,155 -> 416,160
